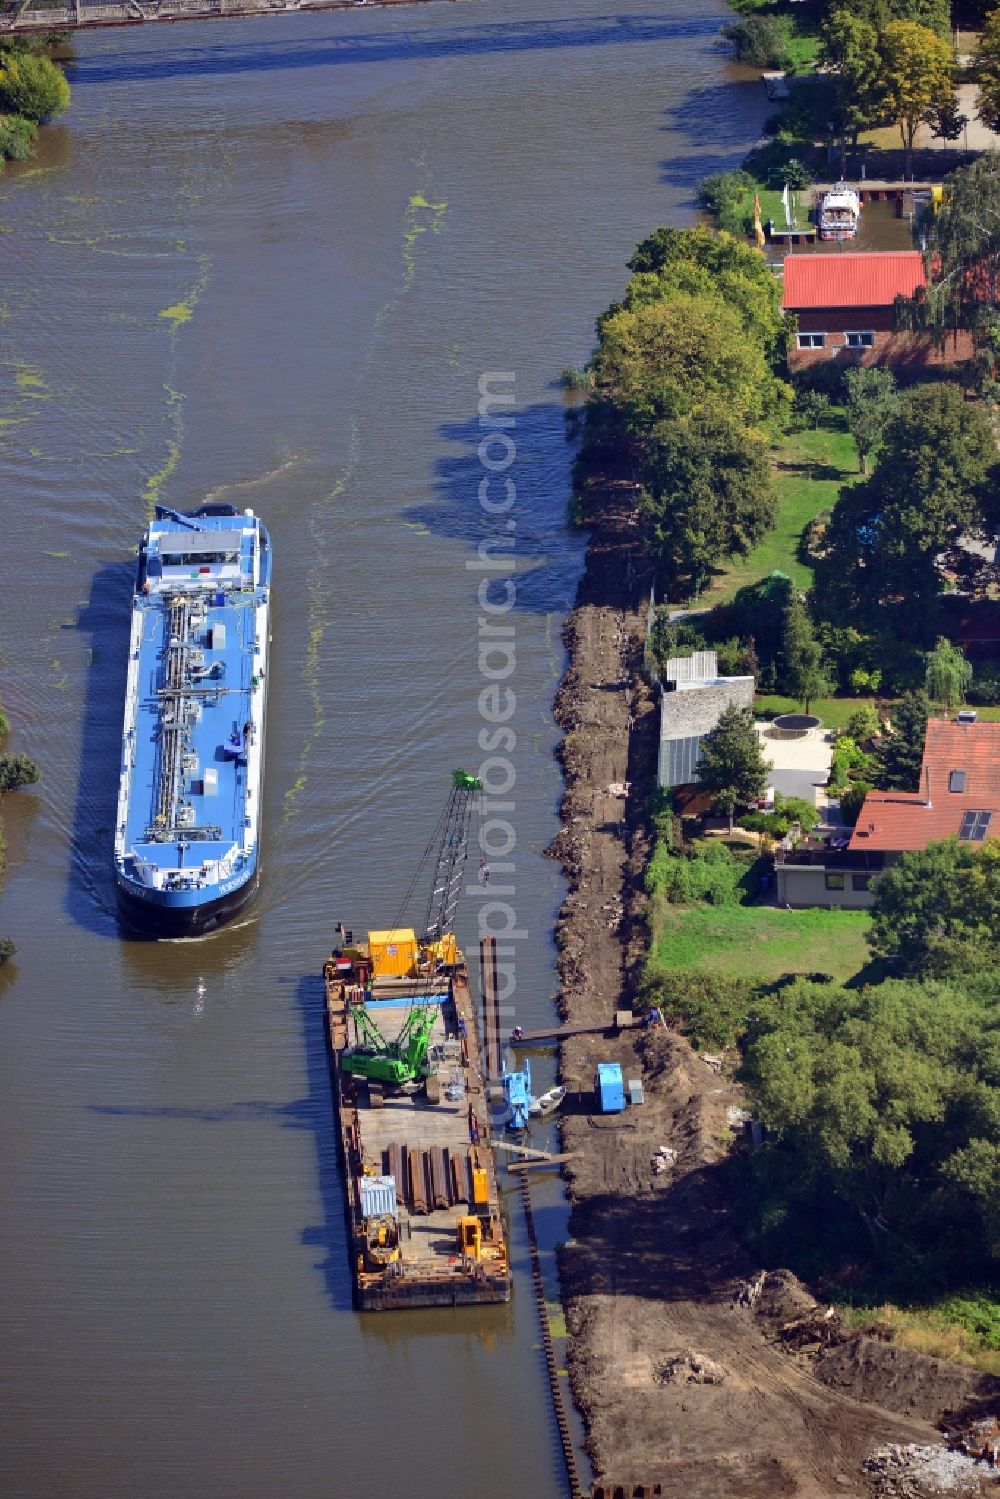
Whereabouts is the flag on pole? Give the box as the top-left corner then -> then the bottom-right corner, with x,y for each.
753,191 -> 765,249
782,182 -> 792,229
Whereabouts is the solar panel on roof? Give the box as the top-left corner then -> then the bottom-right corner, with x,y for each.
959,810 -> 993,841
949,770 -> 966,793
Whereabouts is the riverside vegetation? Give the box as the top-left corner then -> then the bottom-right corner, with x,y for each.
0,33 -> 71,171
571,219 -> 1000,1371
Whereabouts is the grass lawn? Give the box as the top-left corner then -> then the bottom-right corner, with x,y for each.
651,904 -> 871,984
704,411 -> 859,607
755,693 -> 1000,727
731,186 -> 810,235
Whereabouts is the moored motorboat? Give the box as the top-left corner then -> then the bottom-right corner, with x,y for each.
817,182 -> 861,241
529,1085 -> 567,1118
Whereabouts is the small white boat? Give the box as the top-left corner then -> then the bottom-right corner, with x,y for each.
817,183 -> 861,241
528,1085 -> 567,1118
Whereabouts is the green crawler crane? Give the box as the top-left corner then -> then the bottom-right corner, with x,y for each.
340,768 -> 482,1090
340,1002 -> 440,1087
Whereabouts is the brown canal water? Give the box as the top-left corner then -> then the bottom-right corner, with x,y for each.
0,7 -> 768,1496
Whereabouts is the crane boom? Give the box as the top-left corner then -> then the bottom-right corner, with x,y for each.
339,768 -> 482,1091
422,769 -> 482,945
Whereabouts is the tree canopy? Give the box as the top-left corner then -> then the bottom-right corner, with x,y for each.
740,976 -> 1000,1265
592,293 -> 783,439
924,152 -> 1000,338
843,366 -> 900,477
868,836 -> 1000,976
874,689 -> 930,791
0,753 -> 39,793
821,8 -> 882,153
639,405 -> 776,596
925,636 -> 972,710
780,593 -> 831,712
697,704 -> 772,829
976,12 -> 1000,136
814,384 -> 997,622
878,21 -> 955,174
581,227 -> 791,596
0,50 -> 70,123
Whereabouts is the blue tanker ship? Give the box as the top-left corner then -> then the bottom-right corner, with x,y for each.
114,503 -> 271,937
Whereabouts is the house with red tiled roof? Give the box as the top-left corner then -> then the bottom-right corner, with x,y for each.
783,252 -> 974,375
775,717 -> 1000,909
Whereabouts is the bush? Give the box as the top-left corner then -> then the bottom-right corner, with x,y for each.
0,753 -> 39,791
0,52 -> 70,123
647,838 -> 743,906
828,735 -> 877,791
838,780 -> 873,825
721,14 -> 791,67
641,970 -> 756,1050
738,792 -> 821,838
696,169 -> 756,217
647,607 -> 709,674
790,389 -> 829,432
696,170 -> 757,233
0,937 -> 15,965
968,665 -> 1000,707
845,703 -> 880,743
0,113 -> 36,162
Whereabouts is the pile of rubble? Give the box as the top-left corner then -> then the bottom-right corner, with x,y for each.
945,1416 -> 1000,1468
654,1351 -> 727,1386
863,1442 -> 999,1495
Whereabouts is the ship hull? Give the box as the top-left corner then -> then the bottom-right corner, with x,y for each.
113,502 -> 271,941
115,868 -> 259,938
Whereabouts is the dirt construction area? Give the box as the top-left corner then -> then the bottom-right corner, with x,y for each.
548,490 -> 1000,1497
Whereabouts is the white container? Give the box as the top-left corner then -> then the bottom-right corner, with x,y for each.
203,768 -> 218,796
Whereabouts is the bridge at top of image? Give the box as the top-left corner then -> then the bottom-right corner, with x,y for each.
0,0 -> 447,33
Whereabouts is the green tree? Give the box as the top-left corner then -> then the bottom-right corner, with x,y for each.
838,779 -> 874,825
845,0 -> 950,36
814,385 -> 997,619
697,704 -> 772,831
722,14 -> 791,67
976,10 -> 1000,136
780,593 -> 831,712
793,388 -> 830,431
592,294 -> 782,439
740,977 -> 997,1257
0,937 -> 14,965
940,1138 -> 1000,1255
639,405 -> 776,595
821,9 -> 882,171
622,226 -> 789,366
868,837 -> 1000,975
924,153 -> 1000,341
875,689 -> 929,791
845,702 -> 881,742
843,365 -> 900,477
0,753 -> 39,792
878,20 -> 955,177
925,636 -> 973,710
0,51 -> 70,123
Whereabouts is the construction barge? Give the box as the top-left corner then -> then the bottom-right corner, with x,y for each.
324,929 -> 511,1312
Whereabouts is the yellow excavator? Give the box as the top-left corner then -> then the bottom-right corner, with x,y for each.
362,1214 -> 400,1269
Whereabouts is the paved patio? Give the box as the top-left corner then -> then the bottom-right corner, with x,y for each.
755,722 -> 835,819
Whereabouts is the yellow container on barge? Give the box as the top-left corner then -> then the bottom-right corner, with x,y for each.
324,936 -> 510,1313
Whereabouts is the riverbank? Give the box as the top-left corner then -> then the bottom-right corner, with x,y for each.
547,489 -> 1000,1493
